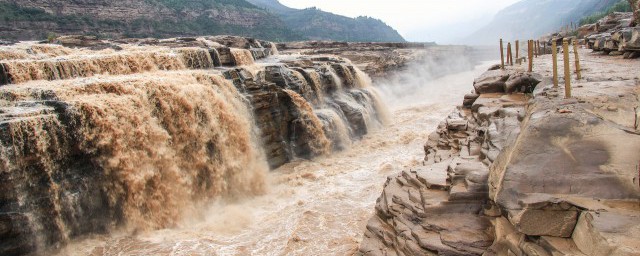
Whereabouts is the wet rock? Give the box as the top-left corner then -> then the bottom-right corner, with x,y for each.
54,35 -> 122,50
0,63 -> 10,86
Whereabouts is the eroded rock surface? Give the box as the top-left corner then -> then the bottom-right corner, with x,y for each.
277,41 -> 477,78
360,49 -> 640,255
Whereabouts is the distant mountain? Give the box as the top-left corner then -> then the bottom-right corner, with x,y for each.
466,0 -> 622,45
0,0 -> 301,41
246,0 -> 406,42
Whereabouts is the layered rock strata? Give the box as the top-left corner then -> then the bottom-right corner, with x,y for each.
360,55 -> 640,255
575,12 -> 640,58
277,41 -> 478,78
0,35 -> 387,255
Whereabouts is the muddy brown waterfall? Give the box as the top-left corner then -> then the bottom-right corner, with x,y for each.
0,36 -> 389,255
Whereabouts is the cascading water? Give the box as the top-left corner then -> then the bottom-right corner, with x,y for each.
315,108 -> 352,150
282,89 -> 331,156
1,71 -> 269,253
230,48 -> 255,66
0,48 -> 217,84
0,37 -> 391,256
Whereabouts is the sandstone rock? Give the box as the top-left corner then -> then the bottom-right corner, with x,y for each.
487,64 -> 502,71
572,211 -> 640,256
463,94 -> 480,107
624,27 -> 640,50
489,96 -> 640,210
54,35 -> 121,50
473,70 -> 511,94
507,203 -> 579,237
504,72 -> 542,93
537,236 -> 586,256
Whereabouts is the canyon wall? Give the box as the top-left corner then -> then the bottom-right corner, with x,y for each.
0,35 -> 388,255
0,0 -> 297,41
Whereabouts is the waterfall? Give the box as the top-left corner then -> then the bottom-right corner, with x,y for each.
297,68 -> 325,102
230,49 -> 255,66
1,71 -> 269,252
0,48 -> 219,84
0,37 -> 390,255
315,108 -> 352,150
282,89 -> 331,157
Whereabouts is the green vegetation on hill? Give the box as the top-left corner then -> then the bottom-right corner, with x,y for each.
0,0 -> 404,42
246,0 -> 405,42
579,0 -> 632,25
466,0 -> 625,45
0,0 -> 302,41
147,0 -> 260,11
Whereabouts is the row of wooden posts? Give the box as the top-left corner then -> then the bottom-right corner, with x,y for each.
500,38 -> 582,98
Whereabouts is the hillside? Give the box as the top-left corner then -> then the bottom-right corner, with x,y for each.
246,0 -> 406,42
0,0 -> 301,41
466,0 -> 622,45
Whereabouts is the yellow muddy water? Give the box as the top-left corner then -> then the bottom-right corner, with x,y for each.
54,61 -> 494,256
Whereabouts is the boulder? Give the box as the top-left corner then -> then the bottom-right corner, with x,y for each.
487,64 -> 502,71
504,72 -> 542,93
463,93 -> 480,107
572,211 -> 640,256
473,70 -> 511,94
624,27 -> 640,50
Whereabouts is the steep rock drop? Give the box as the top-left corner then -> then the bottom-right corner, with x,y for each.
0,36 -> 389,255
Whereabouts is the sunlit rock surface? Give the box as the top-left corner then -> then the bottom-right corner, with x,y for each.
360,49 -> 640,255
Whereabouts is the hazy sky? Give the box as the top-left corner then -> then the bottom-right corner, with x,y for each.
278,0 -> 521,43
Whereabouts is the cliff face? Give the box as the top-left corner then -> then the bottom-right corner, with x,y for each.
246,0 -> 406,42
0,0 -> 299,41
0,0 -> 407,42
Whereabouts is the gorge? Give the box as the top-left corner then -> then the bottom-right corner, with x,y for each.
2,3 -> 640,255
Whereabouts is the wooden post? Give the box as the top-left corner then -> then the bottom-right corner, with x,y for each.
538,40 -> 542,55
534,40 -> 538,58
563,38 -> 571,98
552,39 -> 559,88
573,39 -> 582,80
506,42 -> 511,65
528,40 -> 533,72
508,42 -> 514,66
543,42 -> 547,55
515,40 -> 520,60
500,39 -> 505,69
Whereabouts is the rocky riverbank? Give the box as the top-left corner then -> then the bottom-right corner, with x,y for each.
359,46 -> 640,255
